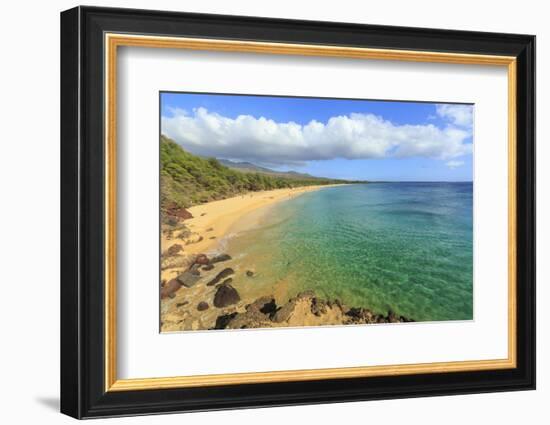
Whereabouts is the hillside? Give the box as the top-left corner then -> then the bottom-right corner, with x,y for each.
160,135 -> 353,211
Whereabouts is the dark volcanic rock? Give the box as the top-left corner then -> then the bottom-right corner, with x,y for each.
246,270 -> 254,277
210,254 -> 232,264
176,264 -> 201,288
194,254 -> 209,265
176,301 -> 189,308
213,283 -> 241,308
214,312 -> 237,329
310,297 -> 327,316
197,301 -> 209,311
210,290 -> 414,329
246,296 -> 277,315
345,306 -> 412,324
207,268 -> 234,286
345,307 -> 374,323
160,279 -> 181,299
202,264 -> 215,271
216,296 -> 277,329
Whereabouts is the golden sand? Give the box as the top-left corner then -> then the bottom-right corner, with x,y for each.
162,185 -> 343,258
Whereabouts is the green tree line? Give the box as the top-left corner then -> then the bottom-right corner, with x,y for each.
160,135 -> 354,210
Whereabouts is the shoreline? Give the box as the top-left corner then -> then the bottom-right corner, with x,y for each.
162,184 -> 345,260
159,183 -> 416,332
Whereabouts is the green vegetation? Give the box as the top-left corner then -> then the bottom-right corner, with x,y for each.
160,135 -> 358,210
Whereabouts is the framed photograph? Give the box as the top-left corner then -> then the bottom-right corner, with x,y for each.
60,6 -> 535,419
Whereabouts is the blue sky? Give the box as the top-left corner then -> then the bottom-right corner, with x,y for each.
160,92 -> 473,181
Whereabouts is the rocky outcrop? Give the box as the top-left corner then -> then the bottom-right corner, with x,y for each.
214,291 -> 413,329
213,282 -> 241,308
246,296 -> 278,315
214,312 -> 238,329
272,299 -> 297,323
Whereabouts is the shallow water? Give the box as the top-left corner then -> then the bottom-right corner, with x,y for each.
226,182 -> 473,322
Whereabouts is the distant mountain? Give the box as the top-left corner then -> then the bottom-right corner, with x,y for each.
218,159 -> 320,180
217,159 -> 275,174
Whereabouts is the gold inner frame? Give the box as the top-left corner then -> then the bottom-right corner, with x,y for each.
104,33 -> 517,392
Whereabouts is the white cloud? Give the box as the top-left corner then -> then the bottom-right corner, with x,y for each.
162,107 -> 472,166
446,160 -> 465,169
436,104 -> 473,128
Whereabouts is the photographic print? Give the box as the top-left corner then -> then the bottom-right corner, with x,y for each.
159,92 -> 473,332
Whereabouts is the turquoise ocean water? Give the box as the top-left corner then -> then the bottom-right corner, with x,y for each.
227,183 -> 473,322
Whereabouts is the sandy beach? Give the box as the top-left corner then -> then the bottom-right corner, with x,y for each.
162,184 -> 343,259
160,184 -> 351,331
159,183 -> 415,332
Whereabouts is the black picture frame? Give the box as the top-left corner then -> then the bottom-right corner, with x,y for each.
60,5 -> 535,419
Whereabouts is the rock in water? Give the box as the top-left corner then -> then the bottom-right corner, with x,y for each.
197,301 -> 209,311
210,254 -> 232,264
213,283 -> 240,308
207,268 -> 234,286
345,307 -> 375,324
